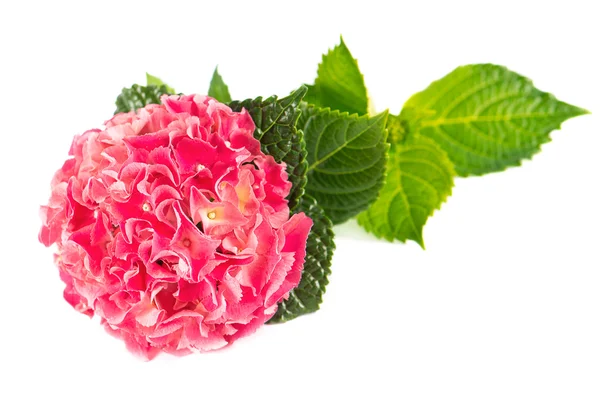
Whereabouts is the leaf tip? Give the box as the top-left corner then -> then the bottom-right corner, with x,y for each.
145,72 -> 160,86
560,102 -> 591,122
295,84 -> 309,98
380,108 -> 390,119
563,100 -> 591,117
145,72 -> 162,86
578,107 -> 591,116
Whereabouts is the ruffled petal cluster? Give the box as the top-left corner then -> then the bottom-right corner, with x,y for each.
39,95 -> 312,359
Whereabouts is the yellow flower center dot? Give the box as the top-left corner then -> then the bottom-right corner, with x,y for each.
142,203 -> 151,212
207,211 -> 216,220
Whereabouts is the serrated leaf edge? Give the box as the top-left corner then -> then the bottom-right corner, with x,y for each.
357,135 -> 455,248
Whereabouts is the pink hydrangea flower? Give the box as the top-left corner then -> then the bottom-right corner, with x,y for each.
39,95 -> 312,359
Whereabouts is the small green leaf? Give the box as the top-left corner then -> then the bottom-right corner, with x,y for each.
305,37 -> 368,115
114,84 -> 173,114
401,64 -> 589,176
229,87 -> 308,210
299,104 -> 389,224
145,73 -> 175,94
208,67 -> 232,103
358,135 -> 455,248
268,194 -> 335,324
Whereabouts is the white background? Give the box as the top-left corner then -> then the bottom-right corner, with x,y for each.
1,0 -> 599,398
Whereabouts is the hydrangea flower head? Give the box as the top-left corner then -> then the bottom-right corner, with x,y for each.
39,95 -> 312,359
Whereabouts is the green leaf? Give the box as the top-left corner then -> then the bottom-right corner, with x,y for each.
114,84 -> 173,114
145,73 -> 175,94
401,64 -> 589,176
208,67 -> 232,103
299,104 -> 389,224
268,194 -> 335,323
229,86 -> 308,210
305,37 -> 368,115
357,135 -> 455,248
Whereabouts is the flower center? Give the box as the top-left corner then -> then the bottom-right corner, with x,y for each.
182,238 -> 191,248
196,164 -> 205,172
207,211 -> 216,220
142,202 -> 151,212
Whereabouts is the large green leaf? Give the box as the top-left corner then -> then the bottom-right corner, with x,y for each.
268,194 -> 335,324
357,135 -> 455,248
229,87 -> 308,210
114,84 -> 173,114
299,104 -> 389,224
400,64 -> 589,176
305,37 -> 368,115
208,67 -> 232,103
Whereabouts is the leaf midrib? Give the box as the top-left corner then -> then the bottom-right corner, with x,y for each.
391,176 -> 422,245
258,102 -> 291,140
308,115 -> 382,172
421,112 -> 577,127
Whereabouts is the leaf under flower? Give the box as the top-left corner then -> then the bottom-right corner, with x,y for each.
268,194 -> 335,323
